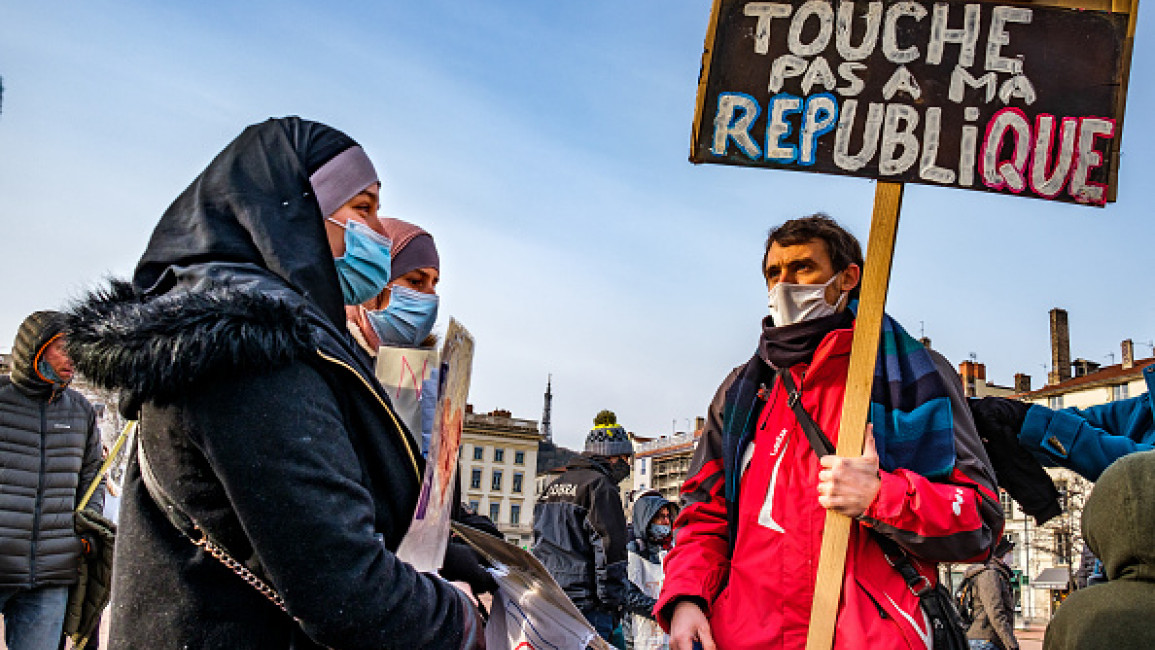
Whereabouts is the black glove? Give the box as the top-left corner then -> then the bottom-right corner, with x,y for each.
969,397 -> 1062,525
80,532 -> 100,557
440,540 -> 498,595
970,397 -> 1031,442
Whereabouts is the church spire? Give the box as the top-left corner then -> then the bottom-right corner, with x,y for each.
540,374 -> 553,443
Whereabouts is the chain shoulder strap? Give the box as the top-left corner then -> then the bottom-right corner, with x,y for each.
135,425 -> 288,613
194,532 -> 287,611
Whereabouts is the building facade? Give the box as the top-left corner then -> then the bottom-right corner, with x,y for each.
460,408 -> 540,547
633,418 -> 704,503
993,311 -> 1152,622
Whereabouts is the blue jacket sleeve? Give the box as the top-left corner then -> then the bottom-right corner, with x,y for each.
1019,391 -> 1155,481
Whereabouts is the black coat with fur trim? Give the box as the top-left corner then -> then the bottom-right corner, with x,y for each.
69,280 -> 476,650
65,118 -> 480,650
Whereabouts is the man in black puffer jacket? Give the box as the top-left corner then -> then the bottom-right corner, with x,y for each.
0,310 -> 103,649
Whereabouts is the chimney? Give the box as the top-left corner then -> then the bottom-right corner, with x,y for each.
1014,373 -> 1032,394
1122,339 -> 1135,369
959,361 -> 978,397
1048,308 -> 1071,385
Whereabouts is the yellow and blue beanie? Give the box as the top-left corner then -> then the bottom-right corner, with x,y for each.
584,424 -> 633,456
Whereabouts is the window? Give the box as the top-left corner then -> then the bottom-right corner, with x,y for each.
494,448 -> 505,463
1049,395 -> 1065,410
514,450 -> 525,465
999,489 -> 1015,518
640,458 -> 647,475
512,472 -> 524,493
473,445 -> 484,461
470,469 -> 482,490
510,503 -> 521,526
492,470 -> 503,491
1112,384 -> 1130,401
1055,479 -> 1069,510
469,500 -> 480,513
489,502 -> 501,523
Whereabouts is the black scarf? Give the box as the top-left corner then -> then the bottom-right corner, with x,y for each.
758,309 -> 853,369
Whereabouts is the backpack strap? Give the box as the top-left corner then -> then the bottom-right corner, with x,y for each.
776,367 -> 835,458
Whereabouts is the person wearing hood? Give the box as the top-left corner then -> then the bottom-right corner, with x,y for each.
65,117 -> 482,649
961,536 -> 1019,650
0,310 -> 104,649
533,413 -> 633,643
624,494 -> 677,650
658,215 -> 1002,650
345,217 -> 440,356
1043,450 -> 1155,650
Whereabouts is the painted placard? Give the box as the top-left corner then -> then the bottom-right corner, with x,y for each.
692,0 -> 1130,205
396,318 -> 474,573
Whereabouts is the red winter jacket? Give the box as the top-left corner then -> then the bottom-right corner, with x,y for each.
656,325 -> 1003,649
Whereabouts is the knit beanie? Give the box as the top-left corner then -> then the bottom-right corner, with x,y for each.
10,310 -> 68,398
585,424 -> 633,456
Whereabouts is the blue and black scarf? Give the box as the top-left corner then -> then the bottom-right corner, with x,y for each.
721,305 -> 956,513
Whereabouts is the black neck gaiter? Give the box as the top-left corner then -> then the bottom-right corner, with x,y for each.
758,309 -> 853,369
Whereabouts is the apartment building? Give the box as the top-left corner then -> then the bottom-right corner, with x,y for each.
460,408 -> 540,547
995,309 -> 1152,622
633,418 -> 704,503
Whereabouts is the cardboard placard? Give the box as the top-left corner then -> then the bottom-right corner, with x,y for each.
692,0 -> 1130,205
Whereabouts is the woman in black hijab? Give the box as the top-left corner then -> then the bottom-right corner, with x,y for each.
66,117 -> 484,649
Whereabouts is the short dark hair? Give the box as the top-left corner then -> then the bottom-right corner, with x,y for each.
763,214 -> 864,297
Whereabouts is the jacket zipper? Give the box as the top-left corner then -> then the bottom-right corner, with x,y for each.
315,349 -> 421,484
31,402 -> 47,586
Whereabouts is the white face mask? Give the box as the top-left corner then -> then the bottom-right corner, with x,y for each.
767,273 -> 847,327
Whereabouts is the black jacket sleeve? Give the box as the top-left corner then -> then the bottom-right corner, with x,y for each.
585,476 -> 629,611
187,362 -> 478,649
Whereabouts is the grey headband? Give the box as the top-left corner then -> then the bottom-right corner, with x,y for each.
308,145 -> 378,217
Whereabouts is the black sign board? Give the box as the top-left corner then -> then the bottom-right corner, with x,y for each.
692,0 -> 1130,206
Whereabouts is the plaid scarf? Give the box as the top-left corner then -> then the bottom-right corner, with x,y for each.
722,307 -> 956,510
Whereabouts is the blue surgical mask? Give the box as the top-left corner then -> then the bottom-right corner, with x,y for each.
366,285 -> 439,346
648,523 -> 672,541
328,218 -> 392,305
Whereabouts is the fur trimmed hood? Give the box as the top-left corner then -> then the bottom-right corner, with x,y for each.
66,279 -> 316,405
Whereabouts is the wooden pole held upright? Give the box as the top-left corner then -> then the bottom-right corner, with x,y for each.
804,181 -> 904,650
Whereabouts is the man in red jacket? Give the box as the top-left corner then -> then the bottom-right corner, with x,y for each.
658,215 -> 1003,650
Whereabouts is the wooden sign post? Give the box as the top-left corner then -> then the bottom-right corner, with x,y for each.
689,0 -> 1137,647
805,180 -> 901,649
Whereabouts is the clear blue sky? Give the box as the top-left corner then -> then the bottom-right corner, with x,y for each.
2,1 -> 1153,450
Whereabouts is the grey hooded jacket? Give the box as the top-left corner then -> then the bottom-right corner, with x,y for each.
0,311 -> 103,589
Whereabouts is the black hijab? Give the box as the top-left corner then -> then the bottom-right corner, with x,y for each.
134,117 -> 358,329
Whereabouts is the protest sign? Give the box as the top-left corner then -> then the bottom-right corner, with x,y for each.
397,319 -> 474,573
693,0 -> 1132,205
687,1 -> 1138,648
375,345 -> 440,453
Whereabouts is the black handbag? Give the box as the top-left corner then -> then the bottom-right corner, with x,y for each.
775,368 -> 971,650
